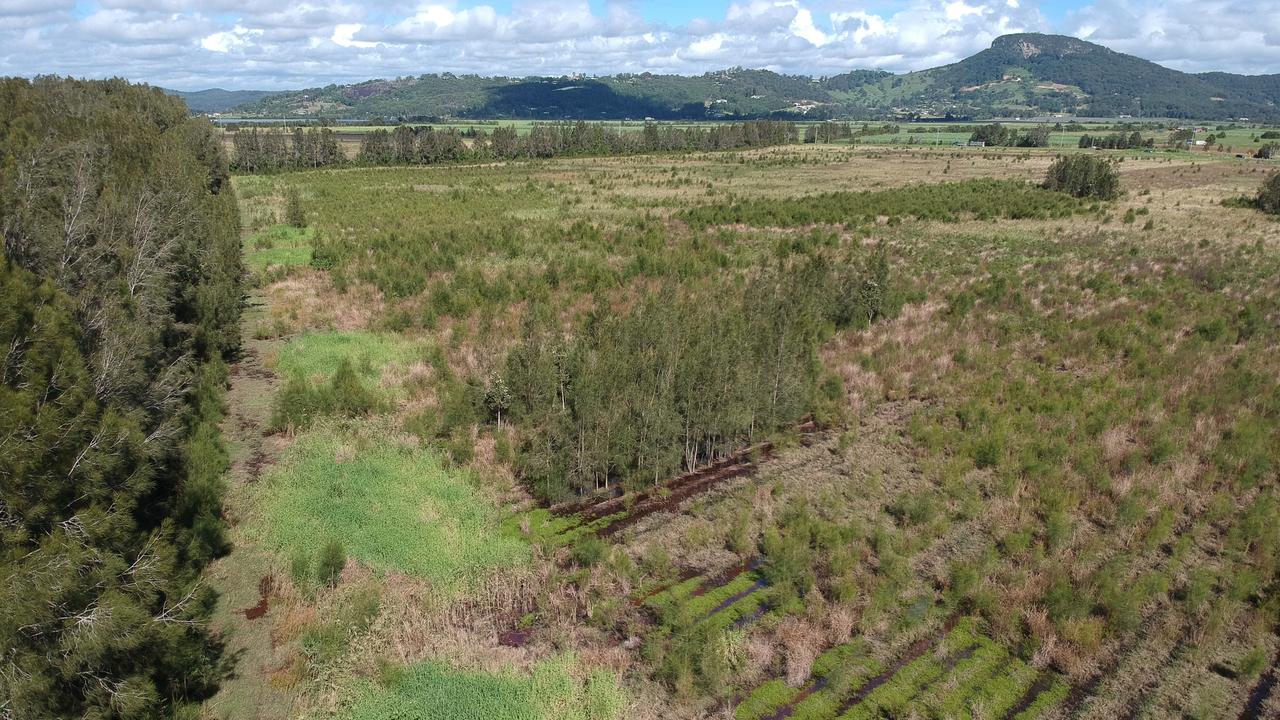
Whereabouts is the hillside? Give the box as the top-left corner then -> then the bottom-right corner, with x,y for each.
235,68 -> 846,120
165,87 -> 276,112
213,34 -> 1280,121
856,33 -> 1280,120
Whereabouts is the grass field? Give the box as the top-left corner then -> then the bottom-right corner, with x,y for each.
207,141 -> 1280,720
246,224 -> 315,270
274,330 -> 425,382
341,654 -> 624,720
256,422 -> 529,587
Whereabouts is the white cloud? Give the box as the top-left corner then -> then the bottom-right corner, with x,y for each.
200,24 -> 262,53
332,22 -> 376,47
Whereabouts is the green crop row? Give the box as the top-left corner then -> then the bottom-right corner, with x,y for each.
837,649 -> 951,720
696,588 -> 770,633
836,621 -> 984,720
735,679 -> 797,720
811,638 -> 872,678
678,573 -> 764,619
970,663 -> 1042,718
1011,677 -> 1070,720
917,639 -> 1007,719
500,508 -> 625,549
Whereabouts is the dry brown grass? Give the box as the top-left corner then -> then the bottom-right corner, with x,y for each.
262,269 -> 385,335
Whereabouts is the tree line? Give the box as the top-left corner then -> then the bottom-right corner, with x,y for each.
501,250 -> 892,502
231,120 -> 798,171
1077,131 -> 1154,150
1,78 -> 243,717
802,122 -> 899,143
968,123 -> 1051,147
231,126 -> 345,172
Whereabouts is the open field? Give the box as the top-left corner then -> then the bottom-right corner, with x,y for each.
205,142 -> 1280,720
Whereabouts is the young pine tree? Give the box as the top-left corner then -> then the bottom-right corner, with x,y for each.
285,186 -> 307,228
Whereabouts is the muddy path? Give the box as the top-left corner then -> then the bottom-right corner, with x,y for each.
201,291 -> 298,720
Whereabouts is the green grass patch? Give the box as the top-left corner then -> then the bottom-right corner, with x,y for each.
1011,676 -> 1070,720
275,330 -> 423,382
257,424 -> 528,587
245,224 -> 314,270
735,678 -> 797,720
342,654 -> 624,720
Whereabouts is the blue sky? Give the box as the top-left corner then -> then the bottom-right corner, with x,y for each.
2,0 -> 1277,89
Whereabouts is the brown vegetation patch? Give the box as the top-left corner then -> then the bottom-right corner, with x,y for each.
263,269 -> 384,335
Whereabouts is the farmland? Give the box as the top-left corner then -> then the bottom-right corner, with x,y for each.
203,141 -> 1280,720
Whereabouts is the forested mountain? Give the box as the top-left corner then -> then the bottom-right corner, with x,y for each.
205,34 -> 1278,121
0,78 -> 242,717
849,33 -> 1280,120
164,87 -> 275,112
234,68 -> 843,120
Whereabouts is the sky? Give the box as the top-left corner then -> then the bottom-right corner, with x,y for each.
0,0 -> 1277,90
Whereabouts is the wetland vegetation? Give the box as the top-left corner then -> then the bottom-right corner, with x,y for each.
5,76 -> 1280,720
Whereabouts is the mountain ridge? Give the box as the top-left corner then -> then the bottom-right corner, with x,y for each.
181,34 -> 1280,121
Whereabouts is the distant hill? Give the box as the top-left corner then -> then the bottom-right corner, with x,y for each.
163,88 -> 276,113
851,34 -> 1280,121
234,68 -> 858,120
201,34 -> 1280,121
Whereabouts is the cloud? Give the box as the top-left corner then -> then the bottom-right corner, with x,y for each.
1062,0 -> 1280,72
332,23 -> 377,47
80,9 -> 212,44
0,0 -> 1275,90
201,24 -> 263,53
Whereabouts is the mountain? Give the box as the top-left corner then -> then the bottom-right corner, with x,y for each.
849,34 -> 1280,121
164,88 -> 276,113
208,34 -> 1280,121
233,68 -> 860,120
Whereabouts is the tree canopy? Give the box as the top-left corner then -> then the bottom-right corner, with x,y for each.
0,77 -> 242,718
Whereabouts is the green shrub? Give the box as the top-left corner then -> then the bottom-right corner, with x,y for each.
1258,171 -> 1280,215
1043,155 -> 1120,199
571,536 -> 608,568
286,186 -> 307,227
271,357 -> 383,431
1237,646 -> 1269,678
317,539 -> 347,586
